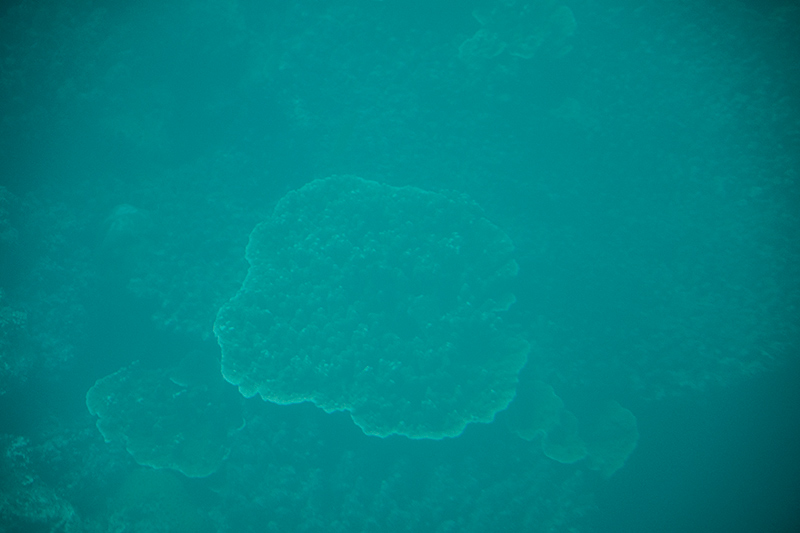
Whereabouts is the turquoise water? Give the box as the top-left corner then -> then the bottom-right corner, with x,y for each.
1,1 -> 798,531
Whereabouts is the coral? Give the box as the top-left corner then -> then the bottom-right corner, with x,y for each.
0,186 -> 19,246
0,288 -> 30,396
86,358 -> 244,477
0,435 -> 82,532
507,381 -> 638,474
582,400 -> 639,477
506,380 -> 587,464
215,175 -> 528,439
459,0 -> 576,62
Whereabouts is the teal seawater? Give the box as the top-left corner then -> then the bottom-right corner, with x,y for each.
1,1 -> 798,532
